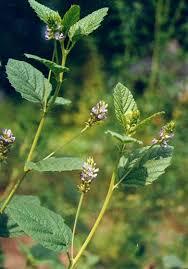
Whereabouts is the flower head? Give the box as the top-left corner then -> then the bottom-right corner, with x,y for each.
78,157 -> 99,193
0,129 -> 15,144
85,101 -> 108,128
45,24 -> 65,41
91,101 -> 108,121
0,128 -> 15,163
152,121 -> 175,147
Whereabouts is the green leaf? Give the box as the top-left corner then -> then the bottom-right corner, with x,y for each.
6,199 -> 72,252
69,7 -> 108,42
6,59 -> 52,105
25,54 -> 69,75
54,97 -> 71,106
106,130 -> 143,145
118,145 -> 173,187
135,111 -> 165,130
19,243 -> 65,268
62,5 -> 80,32
113,82 -> 138,127
0,195 -> 40,238
26,157 -> 83,172
28,0 -> 61,25
30,244 -> 58,263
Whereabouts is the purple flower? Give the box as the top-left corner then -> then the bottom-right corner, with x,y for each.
80,157 -> 99,183
54,32 -> 65,41
45,24 -> 65,41
91,101 -> 108,121
45,25 -> 53,40
0,129 -> 15,144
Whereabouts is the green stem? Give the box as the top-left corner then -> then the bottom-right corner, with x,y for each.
24,111 -> 47,170
70,172 -> 116,269
0,171 -> 29,213
71,193 -> 84,261
43,125 -> 89,160
47,45 -> 67,112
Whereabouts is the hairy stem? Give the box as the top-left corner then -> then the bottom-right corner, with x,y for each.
71,193 -> 84,261
70,172 -> 116,268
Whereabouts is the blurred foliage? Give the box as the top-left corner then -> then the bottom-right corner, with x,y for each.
0,0 -> 188,268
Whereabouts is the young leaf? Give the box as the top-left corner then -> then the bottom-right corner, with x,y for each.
0,195 -> 40,238
28,0 -> 61,25
54,97 -> 71,106
6,59 -> 52,105
25,54 -> 69,75
118,145 -> 173,187
62,5 -> 80,32
69,7 -> 108,42
113,82 -> 138,127
106,130 -> 143,145
6,200 -> 72,252
26,157 -> 83,172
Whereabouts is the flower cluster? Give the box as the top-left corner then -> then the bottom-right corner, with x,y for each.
0,129 -> 15,162
152,121 -> 175,147
86,101 -> 108,127
45,25 -> 65,41
78,157 -> 99,193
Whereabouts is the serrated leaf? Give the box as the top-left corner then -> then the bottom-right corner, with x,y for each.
118,145 -> 173,187
106,130 -> 143,144
54,97 -> 71,106
69,7 -> 108,41
28,0 -> 61,25
0,195 -> 40,238
135,111 -> 165,130
26,157 -> 83,172
113,82 -> 138,127
6,59 -> 52,105
6,199 -> 72,252
62,5 -> 80,32
25,54 -> 69,75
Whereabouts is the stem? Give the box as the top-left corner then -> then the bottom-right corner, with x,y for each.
24,111 -> 47,170
70,172 -> 116,269
43,125 -> 89,160
0,171 -> 29,213
71,193 -> 84,261
47,44 -> 67,112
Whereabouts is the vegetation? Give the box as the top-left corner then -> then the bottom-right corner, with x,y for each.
0,0 -> 187,268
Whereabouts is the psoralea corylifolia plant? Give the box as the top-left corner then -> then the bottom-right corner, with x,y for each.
0,1 -> 175,268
